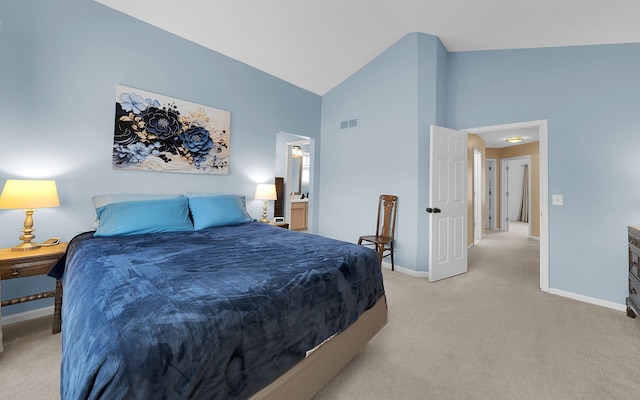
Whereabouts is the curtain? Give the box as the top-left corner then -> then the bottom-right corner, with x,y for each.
518,164 -> 529,223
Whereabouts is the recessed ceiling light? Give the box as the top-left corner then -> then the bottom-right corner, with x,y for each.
505,136 -> 523,143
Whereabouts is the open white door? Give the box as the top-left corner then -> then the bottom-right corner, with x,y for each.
428,125 -> 468,282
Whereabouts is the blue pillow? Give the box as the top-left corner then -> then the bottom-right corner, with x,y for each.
91,193 -> 184,229
188,194 -> 253,230
94,197 -> 193,237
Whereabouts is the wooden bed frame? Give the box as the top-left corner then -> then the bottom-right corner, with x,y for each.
251,294 -> 388,399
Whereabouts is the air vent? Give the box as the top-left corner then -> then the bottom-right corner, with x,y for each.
340,118 -> 359,130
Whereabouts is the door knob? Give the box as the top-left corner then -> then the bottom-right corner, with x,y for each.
433,208 -> 441,213
426,207 -> 433,213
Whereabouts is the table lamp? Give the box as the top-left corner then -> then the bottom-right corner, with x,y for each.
254,183 -> 277,223
0,179 -> 60,251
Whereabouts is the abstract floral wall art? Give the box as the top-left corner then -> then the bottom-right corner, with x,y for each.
112,85 -> 230,174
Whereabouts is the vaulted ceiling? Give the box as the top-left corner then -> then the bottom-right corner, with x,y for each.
96,0 -> 640,147
97,0 -> 640,96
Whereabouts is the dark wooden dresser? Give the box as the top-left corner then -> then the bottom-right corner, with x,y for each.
627,226 -> 640,318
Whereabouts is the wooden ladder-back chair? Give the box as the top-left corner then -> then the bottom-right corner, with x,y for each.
358,194 -> 398,271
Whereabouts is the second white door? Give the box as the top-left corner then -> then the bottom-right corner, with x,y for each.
428,125 -> 468,282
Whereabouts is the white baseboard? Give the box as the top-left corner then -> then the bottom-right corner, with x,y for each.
382,261 -> 626,312
1,306 -> 54,327
547,288 -> 626,312
381,262 -> 429,278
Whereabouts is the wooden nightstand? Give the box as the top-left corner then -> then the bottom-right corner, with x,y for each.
0,243 -> 68,334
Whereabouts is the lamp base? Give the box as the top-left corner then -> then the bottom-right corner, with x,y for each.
260,200 -> 269,223
12,208 -> 41,251
12,241 -> 41,252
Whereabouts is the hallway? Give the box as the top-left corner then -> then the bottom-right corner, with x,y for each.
468,221 -> 540,290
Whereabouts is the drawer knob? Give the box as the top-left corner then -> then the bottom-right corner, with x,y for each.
11,269 -> 19,276
632,287 -> 638,295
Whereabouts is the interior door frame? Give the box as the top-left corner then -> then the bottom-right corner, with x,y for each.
473,147 -> 482,244
485,158 -> 497,230
277,131 -> 315,233
463,120 -> 549,292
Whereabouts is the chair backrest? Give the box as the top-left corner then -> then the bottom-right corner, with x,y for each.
375,194 -> 398,240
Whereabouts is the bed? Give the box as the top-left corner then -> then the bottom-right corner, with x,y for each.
49,194 -> 387,399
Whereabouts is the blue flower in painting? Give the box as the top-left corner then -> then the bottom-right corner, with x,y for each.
119,92 -> 147,114
142,107 -> 183,140
127,142 -> 152,163
150,141 -> 162,156
112,144 -> 131,166
145,98 -> 161,108
179,126 -> 213,167
112,142 -> 156,165
119,93 -> 161,115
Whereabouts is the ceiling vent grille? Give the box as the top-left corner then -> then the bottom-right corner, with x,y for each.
340,118 -> 359,130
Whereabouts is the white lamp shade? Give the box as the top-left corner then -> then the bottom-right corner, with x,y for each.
0,179 -> 60,209
254,183 -> 277,201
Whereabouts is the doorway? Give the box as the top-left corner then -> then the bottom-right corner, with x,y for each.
275,132 -> 314,232
286,139 -> 310,228
500,155 -> 531,235
466,120 -> 548,292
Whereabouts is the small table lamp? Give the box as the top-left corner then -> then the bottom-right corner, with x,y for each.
0,179 -> 60,251
254,183 -> 277,223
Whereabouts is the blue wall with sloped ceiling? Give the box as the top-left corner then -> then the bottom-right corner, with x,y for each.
321,33 -> 640,306
319,33 -> 446,273
0,0 -> 320,316
446,44 -> 640,304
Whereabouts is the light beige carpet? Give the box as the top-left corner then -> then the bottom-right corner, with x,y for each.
0,315 -> 60,400
1,223 -> 639,399
314,224 -> 640,399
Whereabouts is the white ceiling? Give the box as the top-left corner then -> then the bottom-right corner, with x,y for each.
472,127 -> 539,149
97,0 -> 640,96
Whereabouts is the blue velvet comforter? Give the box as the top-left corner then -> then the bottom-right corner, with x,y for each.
50,222 -> 385,399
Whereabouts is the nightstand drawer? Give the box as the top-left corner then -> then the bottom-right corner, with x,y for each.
0,259 -> 60,279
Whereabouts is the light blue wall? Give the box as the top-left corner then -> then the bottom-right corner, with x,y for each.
0,0 -> 320,316
322,33 -> 640,305
416,34 -> 448,272
319,33 -> 446,272
447,44 -> 640,304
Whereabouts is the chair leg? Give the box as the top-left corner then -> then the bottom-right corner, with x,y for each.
390,242 -> 395,271
377,243 -> 384,267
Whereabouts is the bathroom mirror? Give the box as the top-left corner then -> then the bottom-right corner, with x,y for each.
291,151 -> 302,195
